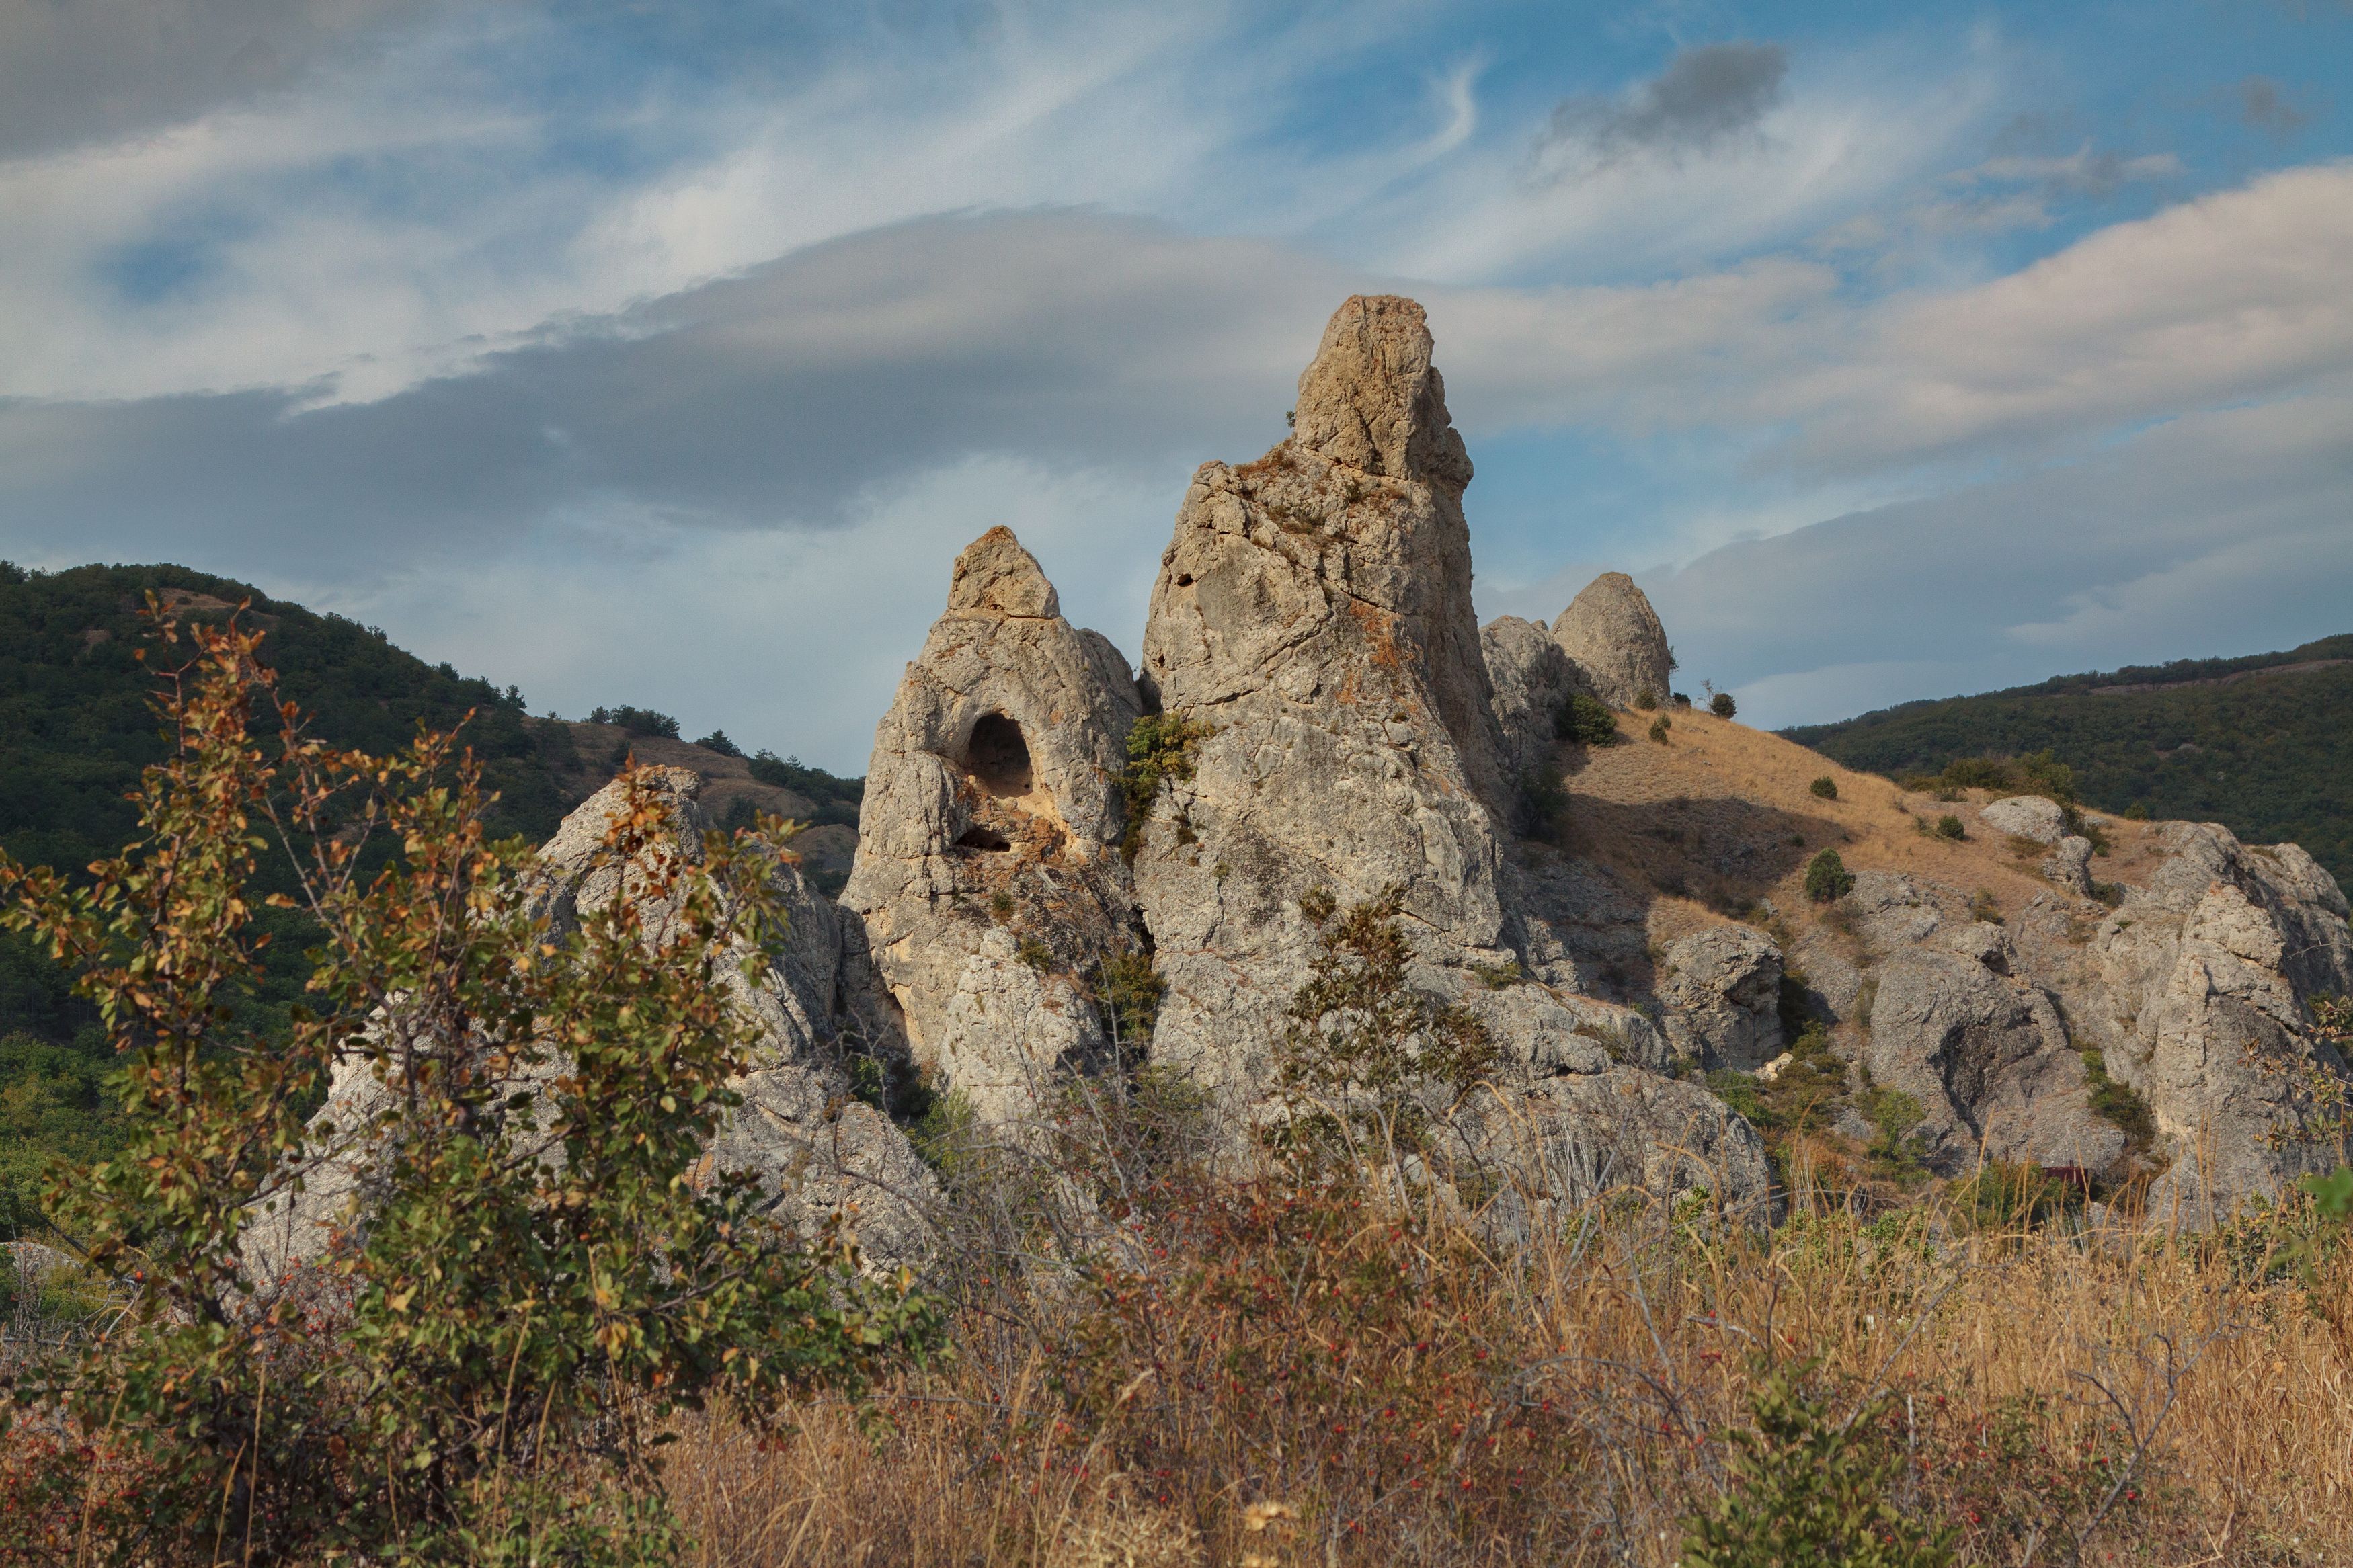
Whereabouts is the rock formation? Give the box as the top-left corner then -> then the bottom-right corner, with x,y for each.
842,526 -> 1145,1122
1551,573 -> 1673,710
244,768 -> 936,1286
1657,926 -> 1784,1072
1129,295 -> 1515,1104
2076,825 -> 2353,1219
1979,795 -> 2067,844
1481,614 -> 1585,823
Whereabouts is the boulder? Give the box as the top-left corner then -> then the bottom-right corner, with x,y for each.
1657,925 -> 1784,1071
1447,1069 -> 1776,1224
1481,614 -> 1583,821
842,527 -> 1145,1121
1131,295 -> 1514,1103
1862,922 -> 2126,1176
1980,795 -> 2067,845
2044,835 -> 2095,897
1550,573 -> 1672,710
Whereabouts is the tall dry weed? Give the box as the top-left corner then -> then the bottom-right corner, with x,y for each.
663,1081 -> 2353,1567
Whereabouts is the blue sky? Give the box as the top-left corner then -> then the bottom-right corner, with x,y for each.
1,0 -> 2348,770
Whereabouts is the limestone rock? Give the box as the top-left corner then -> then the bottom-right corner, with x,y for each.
1550,573 -> 1672,710
1480,614 -> 1584,830
1862,923 -> 2125,1176
2044,835 -> 2096,897
1132,296 -> 1512,1103
1447,1069 -> 1775,1221
1658,925 -> 1784,1071
2077,824 -> 2353,1219
1980,795 -> 2067,845
843,527 -> 1144,1120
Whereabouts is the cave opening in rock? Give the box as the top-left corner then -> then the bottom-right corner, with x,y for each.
965,712 -> 1034,797
955,825 -> 1012,852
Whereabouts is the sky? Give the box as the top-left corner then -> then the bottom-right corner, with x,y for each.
1,0 -> 2349,772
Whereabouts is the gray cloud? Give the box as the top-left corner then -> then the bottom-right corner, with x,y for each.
0,212 -> 1361,580
0,0 -> 447,161
2238,76 -> 2312,135
1531,42 -> 1786,181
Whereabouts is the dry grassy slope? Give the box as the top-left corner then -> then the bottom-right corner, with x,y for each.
527,719 -> 859,892
1553,705 -> 2169,987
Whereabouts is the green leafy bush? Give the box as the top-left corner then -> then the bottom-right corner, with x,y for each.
1119,713 -> 1213,860
1682,1361 -> 1954,1568
1805,848 -> 1856,903
694,728 -> 743,756
0,608 -> 940,1560
1648,714 -> 1672,744
1710,690 -> 1738,719
1094,950 -> 1165,1046
1634,686 -> 1660,710
1555,691 -> 1621,746
1810,775 -> 1839,800
1935,814 -> 1966,840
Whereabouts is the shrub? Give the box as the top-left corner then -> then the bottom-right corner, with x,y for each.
1681,1361 -> 1954,1568
694,728 -> 744,756
0,605 -> 939,1559
1554,691 -> 1621,747
1094,950 -> 1165,1046
1710,690 -> 1737,719
1858,1084 -> 1931,1180
1805,848 -> 1856,903
1119,713 -> 1213,861
1271,887 -> 1497,1159
1969,888 -> 2003,925
1810,775 -> 1839,800
1648,714 -> 1672,744
1950,1161 -> 2083,1231
1935,814 -> 1966,840
1633,686 -> 1659,710
1016,935 -> 1053,971
589,703 -> 681,738
1520,764 -> 1570,837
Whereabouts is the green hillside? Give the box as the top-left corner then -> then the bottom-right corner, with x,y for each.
1784,633 -> 2353,885
0,561 -> 864,1236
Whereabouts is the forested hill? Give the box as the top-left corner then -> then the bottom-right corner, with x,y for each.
1784,632 -> 2353,885
0,561 -> 867,1233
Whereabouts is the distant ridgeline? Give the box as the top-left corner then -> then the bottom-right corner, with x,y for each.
1784,632 -> 2353,886
0,561 -> 862,1232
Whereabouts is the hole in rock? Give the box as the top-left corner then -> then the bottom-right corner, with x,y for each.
955,825 -> 1012,852
1174,573 -> 1194,587
964,712 -> 1034,797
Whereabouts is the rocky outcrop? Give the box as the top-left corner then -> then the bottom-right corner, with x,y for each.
1551,573 -> 1672,710
1449,1069 -> 1774,1229
1481,614 -> 1585,823
842,527 -> 1145,1123
1979,795 -> 2067,844
1130,295 -> 1513,1104
245,768 -> 937,1286
2044,835 -> 2096,897
1658,926 -> 1784,1071
1862,920 -> 2125,1175
2073,825 -> 2353,1220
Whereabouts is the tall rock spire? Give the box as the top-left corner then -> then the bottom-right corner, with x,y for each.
842,527 -> 1144,1121
1132,294 -> 1515,1101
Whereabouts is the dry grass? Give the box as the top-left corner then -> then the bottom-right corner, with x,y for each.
660,1165 -> 2353,1567
1553,707 -> 2162,956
